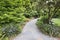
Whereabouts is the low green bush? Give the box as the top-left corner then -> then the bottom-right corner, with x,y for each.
24,11 -> 40,18
36,17 -> 60,38
0,23 -> 22,40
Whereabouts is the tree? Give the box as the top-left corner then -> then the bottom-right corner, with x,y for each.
36,0 -> 60,24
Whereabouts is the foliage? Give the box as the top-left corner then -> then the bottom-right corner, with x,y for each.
36,0 -> 60,37
32,0 -> 60,18
24,10 -> 40,18
0,0 -> 60,39
24,0 -> 41,18
0,0 -> 28,24
0,23 -> 22,40
36,18 -> 60,37
24,0 -> 60,18
0,0 -> 30,40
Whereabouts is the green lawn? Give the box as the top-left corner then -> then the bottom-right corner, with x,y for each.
52,18 -> 60,26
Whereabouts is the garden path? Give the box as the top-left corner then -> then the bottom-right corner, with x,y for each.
14,19 -> 57,40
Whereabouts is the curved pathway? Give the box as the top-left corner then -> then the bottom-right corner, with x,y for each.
14,19 -> 58,40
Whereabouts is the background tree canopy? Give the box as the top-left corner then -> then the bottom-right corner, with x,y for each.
36,0 -> 60,38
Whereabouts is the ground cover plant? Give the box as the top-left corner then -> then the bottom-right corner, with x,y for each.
37,17 -> 60,37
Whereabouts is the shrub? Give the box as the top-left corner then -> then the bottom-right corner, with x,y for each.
36,17 -> 60,38
0,0 -> 30,40
24,11 -> 40,18
0,23 -> 21,40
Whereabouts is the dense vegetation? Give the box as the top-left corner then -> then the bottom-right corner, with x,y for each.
36,0 -> 60,38
0,0 -> 42,40
0,0 -> 30,40
0,0 -> 60,40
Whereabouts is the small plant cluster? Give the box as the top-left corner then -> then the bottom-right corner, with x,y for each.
36,16 -> 60,38
0,23 -> 22,40
24,11 -> 40,18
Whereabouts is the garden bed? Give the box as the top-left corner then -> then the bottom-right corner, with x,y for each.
36,18 -> 60,38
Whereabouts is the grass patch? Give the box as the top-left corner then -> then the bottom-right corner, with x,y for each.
52,18 -> 60,26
